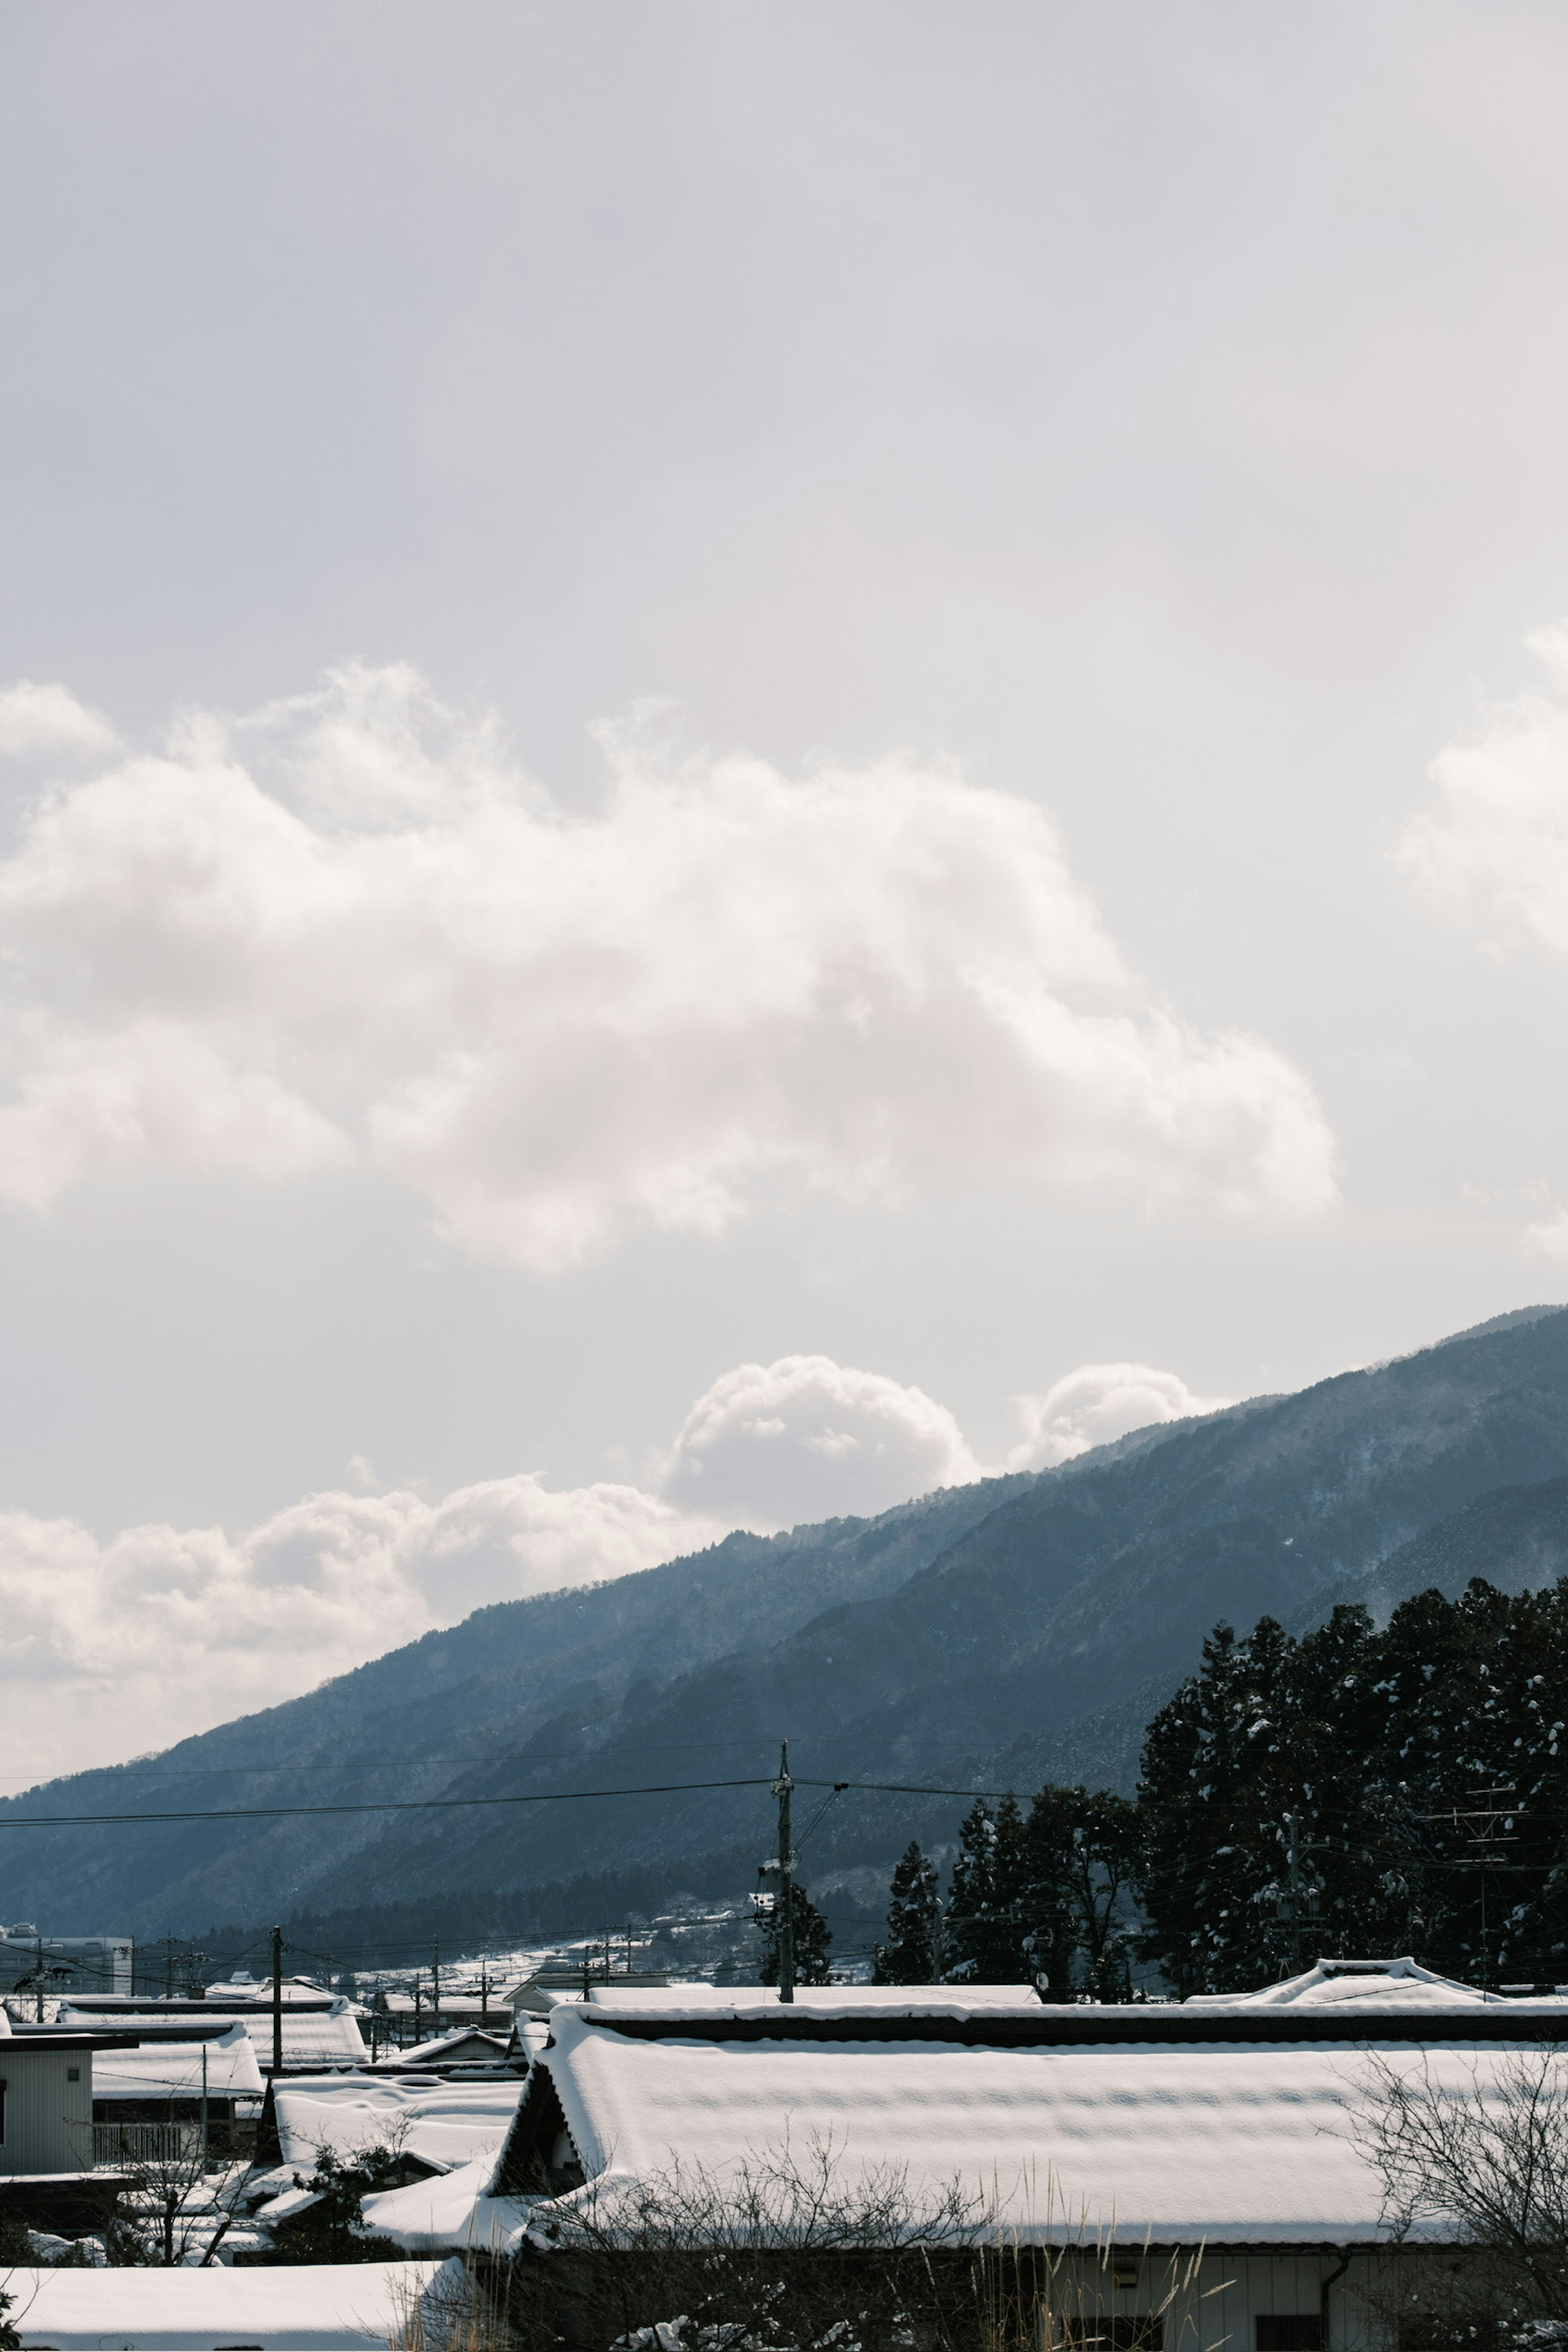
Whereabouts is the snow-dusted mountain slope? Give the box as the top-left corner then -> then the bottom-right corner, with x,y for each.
9,1305 -> 1568,1936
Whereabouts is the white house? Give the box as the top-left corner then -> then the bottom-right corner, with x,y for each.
0,2008 -> 122,2177
395,1961 -> 1568,2350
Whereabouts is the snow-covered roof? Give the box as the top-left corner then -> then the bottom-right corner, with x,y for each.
57,1998 -> 368,2068
580,1984 -> 1043,2023
1186,1957 -> 1568,2012
204,1974 -> 352,2007
5,2256 -> 449,2349
376,2025 -> 513,2068
272,2072 -> 524,2176
361,2155 -> 526,2254
505,1998 -> 1568,2248
91,2025 -> 264,2101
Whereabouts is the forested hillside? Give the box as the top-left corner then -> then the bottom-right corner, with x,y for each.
9,1305 -> 1568,1938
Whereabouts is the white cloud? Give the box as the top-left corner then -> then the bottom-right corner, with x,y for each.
662,1353 -> 981,1529
1525,1207 -> 1568,1265
0,1473 -> 724,1783
0,665 -> 1337,1268
1399,624 -> 1568,956
0,681 -> 121,761
1007,1362 -> 1232,1470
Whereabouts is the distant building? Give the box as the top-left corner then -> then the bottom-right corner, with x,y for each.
0,1924 -> 133,2003
502,1965 -> 674,2015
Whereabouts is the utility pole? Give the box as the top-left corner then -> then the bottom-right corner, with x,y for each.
431,1941 -> 441,2029
479,1964 -> 491,2027
163,1935 -> 175,2002
34,1936 -> 44,2023
200,2041 -> 209,2174
270,1926 -> 283,2079
774,1741 -> 796,2005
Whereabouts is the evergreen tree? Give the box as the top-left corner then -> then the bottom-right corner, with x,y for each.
1136,1579 -> 1568,1996
1020,1786 -> 1093,1997
755,1882 -> 833,1986
1017,1785 -> 1142,1999
1137,1615 -> 1300,1993
873,1843 -> 942,1983
944,1793 -> 1038,1982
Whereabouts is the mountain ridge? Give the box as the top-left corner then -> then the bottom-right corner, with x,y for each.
11,1307 -> 1568,1934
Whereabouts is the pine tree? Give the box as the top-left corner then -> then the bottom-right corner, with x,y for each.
754,1882 -> 833,1986
873,1843 -> 942,1983
944,1794 -> 1036,1982
1065,1788 -> 1142,2000
1135,1579 -> 1568,1996
1137,1615 -> 1299,1992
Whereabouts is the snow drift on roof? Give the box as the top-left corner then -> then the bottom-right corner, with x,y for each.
273,2073 -> 523,2175
92,2025 -> 263,2100
1184,1957 -> 1568,2012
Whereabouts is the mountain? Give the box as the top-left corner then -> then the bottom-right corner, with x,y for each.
10,1303 -> 1568,1941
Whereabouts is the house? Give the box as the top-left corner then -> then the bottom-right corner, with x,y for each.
90,2021 -> 264,2165
0,2005 -> 122,2175
502,1964 -> 675,2015
416,1961 -> 1568,2347
254,2068 -> 527,2182
245,2069 -> 528,2258
371,2025 -> 517,2071
58,1991 -> 369,2072
2,2254 -> 459,2349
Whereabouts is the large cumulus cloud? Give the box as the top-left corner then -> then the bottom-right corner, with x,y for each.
0,666 -> 1336,1265
1007,1362 -> 1232,1470
661,1353 -> 980,1527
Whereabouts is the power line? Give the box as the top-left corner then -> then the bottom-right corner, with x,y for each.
0,1773 -> 1025,1832
0,1775 -> 778,1828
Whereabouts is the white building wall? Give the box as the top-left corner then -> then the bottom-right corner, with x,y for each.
0,2048 -> 95,2175
1043,2248 -> 1390,2352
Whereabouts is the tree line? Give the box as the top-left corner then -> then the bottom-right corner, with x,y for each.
784,1577 -> 1568,1996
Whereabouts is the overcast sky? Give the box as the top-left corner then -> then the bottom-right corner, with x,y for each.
7,1 -> 1568,1778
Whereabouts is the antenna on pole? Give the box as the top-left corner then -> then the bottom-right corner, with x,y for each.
774,1742 -> 796,2005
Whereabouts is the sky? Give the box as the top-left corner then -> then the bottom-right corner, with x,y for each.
7,0 -> 1568,1780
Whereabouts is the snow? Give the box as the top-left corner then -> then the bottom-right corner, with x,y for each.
1185,1957 -> 1568,2012
6,2256 -> 447,2348
581,1984 -> 1043,2022
58,2001 -> 370,2068
514,2000 -> 1568,2247
361,2154 -> 525,2254
92,2024 -> 265,2100
272,2072 -> 524,2174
